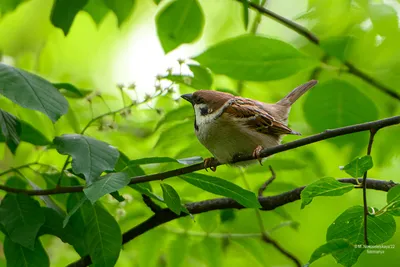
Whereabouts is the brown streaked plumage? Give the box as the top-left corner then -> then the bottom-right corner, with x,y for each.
181,80 -> 317,169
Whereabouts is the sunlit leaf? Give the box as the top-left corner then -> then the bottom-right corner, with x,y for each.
0,63 -> 69,122
104,0 -> 135,26
301,177 -> 354,208
387,185 -> 400,216
4,237 -> 49,267
0,109 -> 21,154
303,79 -> 378,154
342,155 -> 373,178
161,183 -> 182,215
193,35 -> 318,81
320,36 -> 354,61
188,64 -> 213,89
326,206 -> 396,266
166,235 -> 188,267
198,211 -> 219,233
0,0 -> 24,16
53,134 -> 119,184
156,0 -> 204,53
84,172 -> 130,203
306,239 -> 353,266
0,194 -> 45,250
50,0 -> 89,35
180,173 -> 261,208
84,0 -> 109,25
241,0 -> 249,30
369,4 -> 398,36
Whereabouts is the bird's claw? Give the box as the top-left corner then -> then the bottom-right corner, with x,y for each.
204,157 -> 217,172
252,145 -> 264,166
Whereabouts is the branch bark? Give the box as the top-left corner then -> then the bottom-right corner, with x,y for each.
68,178 -> 396,267
0,116 -> 399,196
240,0 -> 400,101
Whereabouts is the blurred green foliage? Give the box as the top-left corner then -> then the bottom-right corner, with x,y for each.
0,0 -> 399,267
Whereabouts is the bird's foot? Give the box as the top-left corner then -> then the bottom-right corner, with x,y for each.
203,157 -> 217,172
252,145 -> 264,166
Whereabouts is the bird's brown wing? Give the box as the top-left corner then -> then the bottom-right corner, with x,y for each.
225,98 -> 300,136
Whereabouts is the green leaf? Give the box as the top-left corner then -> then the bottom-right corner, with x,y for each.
4,237 -> 49,267
326,206 -> 396,266
63,195 -> 87,228
115,150 -> 130,171
84,172 -> 130,203
301,177 -> 354,208
320,36 -> 354,61
83,0 -> 110,25
220,209 -> 236,223
51,0 -> 89,35
81,202 -> 122,267
188,64 -> 213,88
155,105 -> 193,130
0,63 -> 69,122
303,79 -> 378,153
129,157 -> 177,165
307,239 -> 353,266
156,0 -> 204,53
0,109 -> 21,154
0,0 -> 23,16
241,0 -> 249,30
0,194 -> 45,249
130,184 -> 164,202
193,35 -> 317,81
198,211 -> 219,233
53,134 -> 119,184
342,155 -> 373,178
53,83 -> 91,98
180,173 -> 261,208
369,4 -> 398,36
161,183 -> 182,215
103,0 -> 135,26
177,156 -> 203,165
387,185 -> 400,216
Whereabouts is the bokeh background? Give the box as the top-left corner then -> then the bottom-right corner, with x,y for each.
0,0 -> 399,266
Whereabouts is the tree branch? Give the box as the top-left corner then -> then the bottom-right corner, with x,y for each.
240,0 -> 400,101
68,178 -> 396,267
0,116 -> 399,196
362,128 -> 378,245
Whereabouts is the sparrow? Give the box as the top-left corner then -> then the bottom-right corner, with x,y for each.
181,80 -> 317,171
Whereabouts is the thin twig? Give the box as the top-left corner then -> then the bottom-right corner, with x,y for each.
362,128 -> 378,245
0,162 -> 57,177
67,178 -> 396,267
258,165 -> 276,197
239,0 -> 400,101
261,234 -> 301,267
0,116 -> 398,195
142,194 -> 162,213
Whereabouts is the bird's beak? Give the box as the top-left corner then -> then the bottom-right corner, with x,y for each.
181,93 -> 193,104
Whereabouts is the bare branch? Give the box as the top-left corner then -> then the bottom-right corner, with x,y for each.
362,128 -> 378,245
68,178 -> 396,267
258,166 -> 276,197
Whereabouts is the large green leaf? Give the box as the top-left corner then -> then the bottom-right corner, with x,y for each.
161,183 -> 182,215
84,172 -> 131,203
156,0 -> 204,53
369,4 -> 398,36
0,63 -> 69,122
0,194 -> 45,250
81,202 -> 122,267
306,239 -> 353,266
0,0 -> 23,16
0,109 -> 21,154
53,134 -> 119,184
193,35 -> 318,81
387,185 -> 400,216
4,237 -> 49,267
303,79 -> 378,153
83,0 -> 109,25
65,193 -> 88,256
342,155 -> 373,178
301,177 -> 354,208
188,64 -> 213,89
104,0 -> 135,26
180,173 -> 261,208
51,0 -> 89,35
326,206 -> 396,266
320,36 -> 354,61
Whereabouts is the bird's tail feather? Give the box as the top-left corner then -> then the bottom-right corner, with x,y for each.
277,80 -> 318,106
